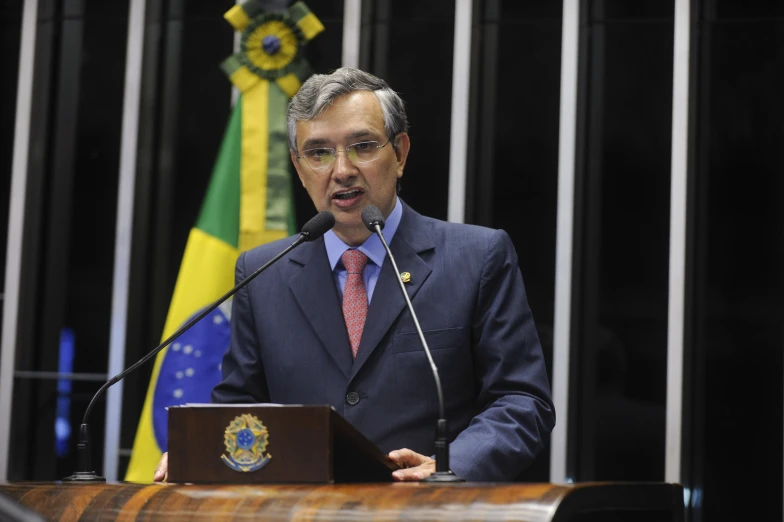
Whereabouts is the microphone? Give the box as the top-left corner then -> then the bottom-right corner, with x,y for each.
360,205 -> 464,483
63,211 -> 335,482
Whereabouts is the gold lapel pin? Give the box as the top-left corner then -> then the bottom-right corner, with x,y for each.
400,272 -> 411,284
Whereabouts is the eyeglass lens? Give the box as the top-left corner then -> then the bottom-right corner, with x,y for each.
303,141 -> 385,169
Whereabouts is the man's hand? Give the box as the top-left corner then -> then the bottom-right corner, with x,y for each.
388,448 -> 436,481
153,452 -> 168,483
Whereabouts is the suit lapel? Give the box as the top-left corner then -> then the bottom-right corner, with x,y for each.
288,239 -> 354,379
350,205 -> 434,380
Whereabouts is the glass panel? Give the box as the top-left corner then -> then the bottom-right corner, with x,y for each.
489,0 -> 563,480
713,0 -> 784,19
500,1 -> 561,19
687,3 -> 784,520
570,0 -> 674,481
596,0 -> 674,19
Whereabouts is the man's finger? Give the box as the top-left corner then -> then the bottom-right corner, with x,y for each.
392,463 -> 432,481
389,448 -> 426,467
389,449 -> 435,481
153,452 -> 168,482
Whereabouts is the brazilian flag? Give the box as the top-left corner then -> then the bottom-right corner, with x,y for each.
124,0 -> 323,483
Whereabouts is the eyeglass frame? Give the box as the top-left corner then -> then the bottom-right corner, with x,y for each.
295,138 -> 397,171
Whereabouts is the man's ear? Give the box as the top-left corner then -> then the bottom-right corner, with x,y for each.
394,133 -> 411,178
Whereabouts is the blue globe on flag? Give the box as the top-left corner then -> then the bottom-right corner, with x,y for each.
152,300 -> 232,451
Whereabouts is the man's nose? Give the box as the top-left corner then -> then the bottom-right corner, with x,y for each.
331,150 -> 357,180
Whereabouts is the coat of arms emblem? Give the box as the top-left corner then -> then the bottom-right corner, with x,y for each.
221,414 -> 272,472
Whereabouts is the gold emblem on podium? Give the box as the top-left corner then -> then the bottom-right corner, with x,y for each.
400,272 -> 411,283
221,414 -> 272,472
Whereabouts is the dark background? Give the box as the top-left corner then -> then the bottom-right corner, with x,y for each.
0,1 -> 781,520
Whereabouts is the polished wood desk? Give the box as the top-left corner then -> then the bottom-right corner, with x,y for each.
1,482 -> 683,521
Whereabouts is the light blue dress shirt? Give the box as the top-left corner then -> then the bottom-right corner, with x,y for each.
323,197 -> 403,304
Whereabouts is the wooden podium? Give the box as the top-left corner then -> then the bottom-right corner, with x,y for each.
0,405 -> 685,520
167,404 -> 397,483
0,482 -> 684,521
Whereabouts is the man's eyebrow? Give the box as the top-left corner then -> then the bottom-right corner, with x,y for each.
301,137 -> 330,149
301,130 -> 380,149
345,130 -> 377,141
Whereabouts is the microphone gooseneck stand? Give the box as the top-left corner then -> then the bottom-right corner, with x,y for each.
361,206 -> 464,483
63,211 -> 336,482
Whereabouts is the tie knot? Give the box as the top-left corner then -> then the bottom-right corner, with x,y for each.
341,249 -> 368,273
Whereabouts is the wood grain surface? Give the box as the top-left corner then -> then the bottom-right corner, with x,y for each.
0,482 -> 684,522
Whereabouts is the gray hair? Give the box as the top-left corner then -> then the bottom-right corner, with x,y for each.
287,67 -> 409,152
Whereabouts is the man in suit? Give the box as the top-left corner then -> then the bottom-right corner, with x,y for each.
155,67 -> 554,482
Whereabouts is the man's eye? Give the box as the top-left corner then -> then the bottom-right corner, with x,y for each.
353,142 -> 374,151
308,149 -> 332,158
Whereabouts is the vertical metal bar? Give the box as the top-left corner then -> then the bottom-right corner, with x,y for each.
342,0 -> 361,68
0,0 -> 39,482
470,0 -> 499,227
358,0 -> 374,71
665,0 -> 690,484
574,1 -> 606,480
231,0 -> 241,107
447,0 -> 473,224
370,0 -> 389,79
103,0 -> 146,482
550,0 -> 580,484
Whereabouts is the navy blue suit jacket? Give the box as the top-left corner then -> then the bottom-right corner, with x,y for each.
212,203 -> 555,481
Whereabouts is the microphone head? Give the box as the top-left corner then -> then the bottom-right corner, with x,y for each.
361,205 -> 386,232
301,211 -> 335,241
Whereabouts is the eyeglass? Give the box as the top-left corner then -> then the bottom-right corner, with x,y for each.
297,140 -> 392,170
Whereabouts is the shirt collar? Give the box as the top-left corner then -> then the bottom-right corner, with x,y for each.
324,197 -> 403,270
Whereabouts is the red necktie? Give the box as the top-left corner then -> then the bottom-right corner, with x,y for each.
341,249 -> 369,359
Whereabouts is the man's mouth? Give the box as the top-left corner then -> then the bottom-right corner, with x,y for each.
332,188 -> 364,201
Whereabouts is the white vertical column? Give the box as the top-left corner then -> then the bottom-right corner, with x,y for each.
342,0 -> 362,68
103,0 -> 146,482
550,0 -> 580,484
447,0 -> 473,224
665,0 -> 691,484
0,0 -> 39,482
